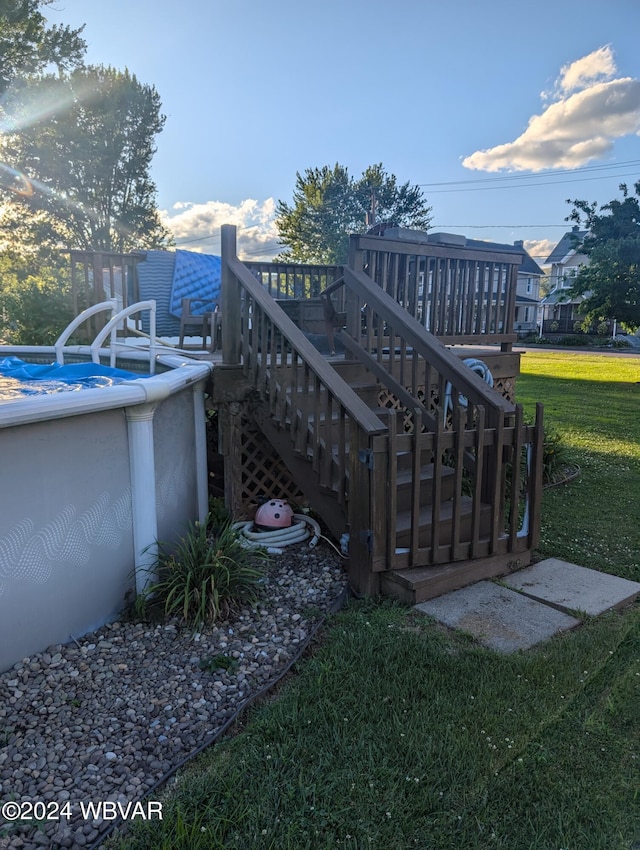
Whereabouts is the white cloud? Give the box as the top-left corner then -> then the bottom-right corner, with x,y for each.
523,238 -> 557,267
556,45 -> 616,96
463,47 -> 640,172
159,198 -> 280,260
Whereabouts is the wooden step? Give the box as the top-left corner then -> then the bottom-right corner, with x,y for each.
394,497 -> 491,550
379,550 -> 532,605
329,360 -> 375,384
394,463 -> 455,510
349,381 -> 383,408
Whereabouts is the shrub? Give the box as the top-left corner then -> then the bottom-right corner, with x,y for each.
559,334 -> 590,346
0,265 -> 74,345
542,425 -> 570,484
144,517 -> 268,627
550,320 -> 559,332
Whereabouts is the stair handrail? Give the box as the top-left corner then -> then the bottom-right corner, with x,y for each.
338,266 -> 515,425
223,252 -> 387,438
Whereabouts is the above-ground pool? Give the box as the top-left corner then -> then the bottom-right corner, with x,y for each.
0,302 -> 213,672
0,355 -> 149,398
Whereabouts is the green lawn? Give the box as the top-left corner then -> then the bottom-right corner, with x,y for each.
110,352 -> 640,850
517,351 -> 640,582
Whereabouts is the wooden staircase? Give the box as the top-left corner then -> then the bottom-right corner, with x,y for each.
217,225 -> 544,604
306,360 -> 511,603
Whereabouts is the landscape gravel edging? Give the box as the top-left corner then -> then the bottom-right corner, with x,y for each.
0,544 -> 348,850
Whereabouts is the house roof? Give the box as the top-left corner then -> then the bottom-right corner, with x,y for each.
515,294 -> 539,306
545,227 -> 588,264
463,237 -> 544,277
540,289 -> 584,306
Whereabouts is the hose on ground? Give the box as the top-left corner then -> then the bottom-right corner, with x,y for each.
232,514 -> 322,554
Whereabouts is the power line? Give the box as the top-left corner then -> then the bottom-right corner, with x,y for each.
417,159 -> 640,189
174,232 -> 220,246
423,171 -> 640,193
432,223 -> 568,229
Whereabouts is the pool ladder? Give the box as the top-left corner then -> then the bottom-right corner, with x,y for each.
54,300 -> 158,375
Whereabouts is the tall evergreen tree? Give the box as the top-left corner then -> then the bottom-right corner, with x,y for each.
275,163 -> 432,264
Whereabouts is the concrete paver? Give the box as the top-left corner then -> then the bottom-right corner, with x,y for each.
503,558 -> 640,616
415,581 -> 580,653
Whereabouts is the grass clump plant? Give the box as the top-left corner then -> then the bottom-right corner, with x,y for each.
541,422 -> 573,485
143,515 -> 268,628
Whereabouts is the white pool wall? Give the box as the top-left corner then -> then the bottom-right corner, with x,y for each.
0,347 -> 213,672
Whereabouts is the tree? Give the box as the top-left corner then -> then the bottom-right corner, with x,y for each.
0,253 -> 73,344
0,65 -> 172,254
0,0 -> 86,95
275,163 -> 432,264
566,181 -> 640,330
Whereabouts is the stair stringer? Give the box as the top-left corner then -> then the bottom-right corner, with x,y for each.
250,400 -> 350,543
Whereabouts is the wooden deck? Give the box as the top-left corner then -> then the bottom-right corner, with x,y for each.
213,226 -> 544,602
69,229 -> 544,603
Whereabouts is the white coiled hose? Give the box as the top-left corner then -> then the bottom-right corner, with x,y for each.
233,514 -> 322,555
444,357 -> 494,417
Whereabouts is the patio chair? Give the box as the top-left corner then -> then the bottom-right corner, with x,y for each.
179,297 -> 220,351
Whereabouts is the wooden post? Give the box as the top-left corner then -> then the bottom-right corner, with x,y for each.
528,402 -> 545,549
221,224 -> 241,366
370,433 -> 389,573
345,234 -> 362,359
502,263 -> 518,352
221,400 -> 245,517
347,427 -> 379,596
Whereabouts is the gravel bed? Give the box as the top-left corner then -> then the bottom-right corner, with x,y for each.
0,544 -> 347,850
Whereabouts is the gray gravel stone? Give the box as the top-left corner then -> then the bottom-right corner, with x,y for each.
0,544 -> 346,849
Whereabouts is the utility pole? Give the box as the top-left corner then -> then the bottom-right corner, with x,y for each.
365,187 -> 377,228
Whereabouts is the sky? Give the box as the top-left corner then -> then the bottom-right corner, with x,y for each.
44,0 -> 640,267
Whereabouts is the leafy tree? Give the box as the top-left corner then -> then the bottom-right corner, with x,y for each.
0,252 -> 73,344
0,0 -> 86,95
566,181 -> 640,330
0,65 -> 172,254
275,163 -> 432,264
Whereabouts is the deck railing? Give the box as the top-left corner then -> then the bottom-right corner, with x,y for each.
244,261 -> 343,304
324,264 -> 544,575
221,226 -> 388,590
348,232 -> 521,350
69,250 -> 144,339
221,225 -> 544,594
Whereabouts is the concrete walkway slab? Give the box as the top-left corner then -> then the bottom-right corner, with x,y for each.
503,559 -> 640,617
415,581 -> 580,653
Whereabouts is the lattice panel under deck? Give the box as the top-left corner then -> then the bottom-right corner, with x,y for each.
238,415 -> 305,514
375,375 -> 517,433
493,377 -> 515,403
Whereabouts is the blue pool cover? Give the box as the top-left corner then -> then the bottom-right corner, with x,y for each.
0,357 -> 147,399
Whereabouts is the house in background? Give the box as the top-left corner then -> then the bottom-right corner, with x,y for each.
416,232 -> 543,338
540,225 -> 589,333
512,239 -> 544,337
